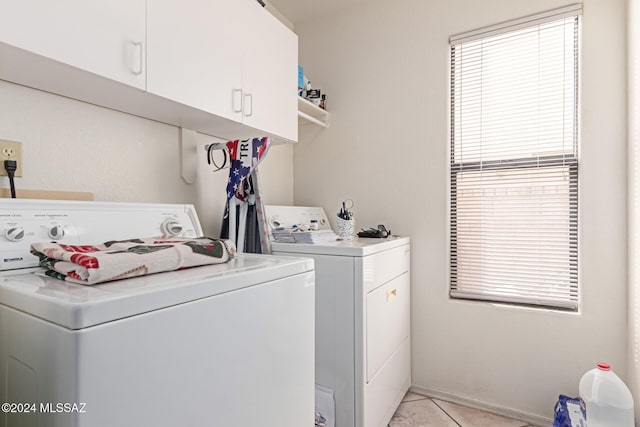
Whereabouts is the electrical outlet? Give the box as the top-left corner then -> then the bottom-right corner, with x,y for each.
0,140 -> 23,177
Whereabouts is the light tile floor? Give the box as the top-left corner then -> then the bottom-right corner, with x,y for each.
389,392 -> 540,427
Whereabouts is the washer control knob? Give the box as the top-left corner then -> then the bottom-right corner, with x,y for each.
48,225 -> 65,240
5,226 -> 25,242
161,219 -> 183,237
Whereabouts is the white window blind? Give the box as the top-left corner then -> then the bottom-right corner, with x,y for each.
449,6 -> 580,309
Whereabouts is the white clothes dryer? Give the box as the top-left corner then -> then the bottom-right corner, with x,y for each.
266,205 -> 411,427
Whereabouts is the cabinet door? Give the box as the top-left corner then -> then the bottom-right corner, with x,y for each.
242,1 -> 298,141
147,0 -> 244,123
0,0 -> 145,89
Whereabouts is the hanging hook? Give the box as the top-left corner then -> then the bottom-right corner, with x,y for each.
207,144 -> 229,171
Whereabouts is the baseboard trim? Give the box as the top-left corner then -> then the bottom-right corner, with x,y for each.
409,384 -> 553,427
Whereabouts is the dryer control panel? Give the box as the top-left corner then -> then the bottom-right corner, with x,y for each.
265,205 -> 331,233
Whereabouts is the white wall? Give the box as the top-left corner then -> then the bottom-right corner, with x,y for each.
0,80 -> 294,237
294,0 -> 627,423
628,0 -> 640,421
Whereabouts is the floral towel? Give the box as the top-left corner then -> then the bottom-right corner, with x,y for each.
30,237 -> 236,285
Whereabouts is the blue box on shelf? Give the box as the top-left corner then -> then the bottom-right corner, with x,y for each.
298,65 -> 304,95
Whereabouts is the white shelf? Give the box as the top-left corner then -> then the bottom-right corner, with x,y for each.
298,96 -> 328,128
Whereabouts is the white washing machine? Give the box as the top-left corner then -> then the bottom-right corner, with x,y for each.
266,206 -> 411,427
0,199 -> 314,427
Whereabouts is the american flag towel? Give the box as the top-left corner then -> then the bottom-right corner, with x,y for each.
225,137 -> 270,202
30,237 -> 236,285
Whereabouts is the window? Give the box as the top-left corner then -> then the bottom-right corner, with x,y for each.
449,5 -> 581,309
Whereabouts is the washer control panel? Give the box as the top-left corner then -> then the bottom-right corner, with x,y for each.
0,200 -> 203,271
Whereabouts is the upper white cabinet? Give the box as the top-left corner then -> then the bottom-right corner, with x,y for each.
147,0 -> 244,123
147,0 -> 298,142
241,1 -> 298,142
0,0 -> 297,142
0,0 -> 146,90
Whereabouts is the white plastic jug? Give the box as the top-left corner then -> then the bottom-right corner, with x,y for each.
578,362 -> 634,427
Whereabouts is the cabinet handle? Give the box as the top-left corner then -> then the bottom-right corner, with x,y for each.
131,41 -> 143,76
386,288 -> 397,302
232,89 -> 243,113
244,93 -> 253,117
